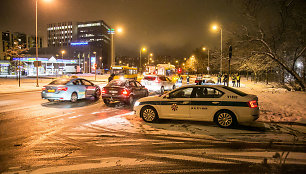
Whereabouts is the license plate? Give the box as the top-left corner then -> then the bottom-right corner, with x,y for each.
48,89 -> 55,93
109,90 -> 118,94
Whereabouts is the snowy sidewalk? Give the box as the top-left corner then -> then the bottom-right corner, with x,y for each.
0,74 -> 109,94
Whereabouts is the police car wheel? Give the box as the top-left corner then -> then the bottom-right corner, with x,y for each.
48,99 -> 54,102
215,111 -> 237,128
141,106 -> 158,122
71,92 -> 78,103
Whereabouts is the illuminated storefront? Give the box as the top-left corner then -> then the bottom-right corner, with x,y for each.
12,57 -> 78,76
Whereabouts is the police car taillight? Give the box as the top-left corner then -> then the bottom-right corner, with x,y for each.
58,87 -> 68,91
42,86 -> 46,90
248,100 -> 258,108
122,89 -> 129,95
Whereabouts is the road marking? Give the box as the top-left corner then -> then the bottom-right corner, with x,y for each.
42,112 -> 76,121
68,115 -> 83,119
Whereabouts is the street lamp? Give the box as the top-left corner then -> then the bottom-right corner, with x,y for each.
35,0 -> 52,87
148,53 -> 153,65
139,47 -> 146,72
108,27 -> 123,67
212,24 -> 223,74
202,47 -> 210,74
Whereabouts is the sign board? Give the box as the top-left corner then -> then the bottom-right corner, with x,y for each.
34,61 -> 42,67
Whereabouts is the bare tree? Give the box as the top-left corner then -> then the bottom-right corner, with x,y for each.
231,0 -> 306,90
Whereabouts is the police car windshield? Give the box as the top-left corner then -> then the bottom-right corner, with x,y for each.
49,79 -> 70,85
107,80 -> 126,87
222,86 -> 248,96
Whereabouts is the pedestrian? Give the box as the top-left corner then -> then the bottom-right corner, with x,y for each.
217,73 -> 222,84
186,74 -> 190,84
236,73 -> 241,87
223,74 -> 228,86
108,73 -> 115,82
232,74 -> 236,87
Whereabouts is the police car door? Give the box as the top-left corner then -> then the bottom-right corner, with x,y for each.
190,87 -> 224,121
160,87 -> 194,119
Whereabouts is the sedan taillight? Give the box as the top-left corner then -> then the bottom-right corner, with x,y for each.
122,88 -> 129,95
248,100 -> 258,108
102,88 -> 106,94
58,87 -> 68,91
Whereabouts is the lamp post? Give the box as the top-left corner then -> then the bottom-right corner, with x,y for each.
139,47 -> 146,72
35,0 -> 52,87
61,50 -> 65,74
212,25 -> 223,74
108,27 -> 123,67
202,47 -> 210,74
148,53 -> 153,65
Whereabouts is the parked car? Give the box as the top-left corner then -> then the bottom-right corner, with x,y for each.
141,75 -> 175,93
41,78 -> 101,102
102,79 -> 148,106
133,85 -> 259,128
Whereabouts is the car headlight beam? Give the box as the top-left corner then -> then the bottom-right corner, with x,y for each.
134,101 -> 140,107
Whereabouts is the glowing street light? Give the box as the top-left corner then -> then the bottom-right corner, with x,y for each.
211,24 -> 223,74
139,47 -> 146,71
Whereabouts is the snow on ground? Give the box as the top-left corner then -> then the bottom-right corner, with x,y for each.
236,78 -> 306,124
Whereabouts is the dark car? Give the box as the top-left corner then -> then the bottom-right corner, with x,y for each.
102,79 -> 149,106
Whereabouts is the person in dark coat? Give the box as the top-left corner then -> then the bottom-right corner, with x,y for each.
223,74 -> 228,86
108,73 -> 115,82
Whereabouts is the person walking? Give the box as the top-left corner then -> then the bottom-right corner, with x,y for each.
217,73 -> 222,84
232,74 -> 236,87
186,74 -> 190,84
108,73 -> 115,82
236,73 -> 241,87
223,74 -> 228,86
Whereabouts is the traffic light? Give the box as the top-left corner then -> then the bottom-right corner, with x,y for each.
94,63 -> 97,69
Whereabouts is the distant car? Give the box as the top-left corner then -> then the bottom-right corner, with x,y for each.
133,85 -> 259,128
141,75 -> 175,93
195,74 -> 215,84
41,78 -> 101,102
102,79 -> 149,106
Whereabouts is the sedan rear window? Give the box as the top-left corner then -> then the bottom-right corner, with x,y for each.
49,79 -> 70,85
143,76 -> 157,81
222,86 -> 248,96
106,80 -> 126,87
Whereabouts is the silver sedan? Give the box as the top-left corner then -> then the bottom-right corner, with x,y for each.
41,78 -> 101,102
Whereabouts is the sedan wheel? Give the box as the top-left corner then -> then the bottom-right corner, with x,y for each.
94,88 -> 101,100
71,92 -> 78,103
103,99 -> 110,106
215,111 -> 236,128
141,106 -> 158,122
129,95 -> 134,106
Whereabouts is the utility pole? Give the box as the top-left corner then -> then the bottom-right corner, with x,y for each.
228,45 -> 232,87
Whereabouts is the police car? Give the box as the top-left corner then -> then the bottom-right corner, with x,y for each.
133,85 -> 259,128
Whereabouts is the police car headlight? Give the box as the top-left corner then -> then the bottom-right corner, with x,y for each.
134,101 -> 140,107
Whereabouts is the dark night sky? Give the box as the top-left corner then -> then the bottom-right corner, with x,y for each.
0,0 -> 237,58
